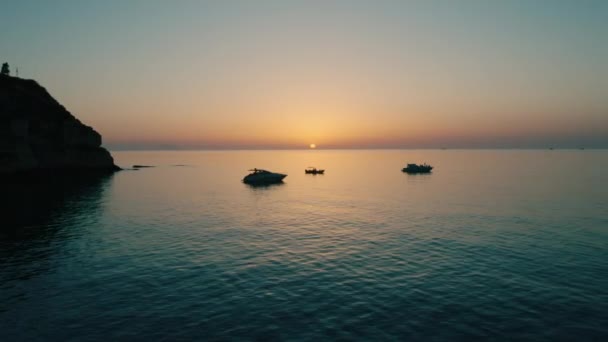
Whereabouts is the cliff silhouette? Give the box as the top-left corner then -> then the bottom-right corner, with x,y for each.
0,74 -> 119,175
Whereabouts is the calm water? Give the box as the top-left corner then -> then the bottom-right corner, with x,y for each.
1,150 -> 607,341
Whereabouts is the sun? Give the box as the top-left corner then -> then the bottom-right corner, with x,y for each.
309,143 -> 317,149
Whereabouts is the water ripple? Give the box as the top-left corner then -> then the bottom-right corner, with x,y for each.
2,150 -> 608,340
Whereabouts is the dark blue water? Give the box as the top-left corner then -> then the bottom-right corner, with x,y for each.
1,150 -> 607,340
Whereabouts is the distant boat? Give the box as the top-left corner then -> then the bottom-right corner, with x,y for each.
402,163 -> 433,174
305,167 -> 325,174
243,168 -> 287,184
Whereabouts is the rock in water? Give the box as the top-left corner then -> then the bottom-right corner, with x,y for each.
0,75 -> 120,175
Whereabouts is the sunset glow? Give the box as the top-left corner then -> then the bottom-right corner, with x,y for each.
2,1 -> 607,149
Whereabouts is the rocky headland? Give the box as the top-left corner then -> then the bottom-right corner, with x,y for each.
0,74 -> 119,176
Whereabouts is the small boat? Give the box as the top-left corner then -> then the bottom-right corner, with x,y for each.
305,167 -> 325,174
243,168 -> 287,184
402,163 -> 433,174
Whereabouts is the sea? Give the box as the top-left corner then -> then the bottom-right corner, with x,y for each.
1,150 -> 607,341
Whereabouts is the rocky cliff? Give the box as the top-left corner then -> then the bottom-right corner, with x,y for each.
0,75 -> 119,175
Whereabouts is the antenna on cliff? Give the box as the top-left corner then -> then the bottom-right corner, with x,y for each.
16,67 -> 19,78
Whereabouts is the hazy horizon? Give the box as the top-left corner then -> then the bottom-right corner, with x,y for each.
106,146 -> 607,151
2,0 -> 607,149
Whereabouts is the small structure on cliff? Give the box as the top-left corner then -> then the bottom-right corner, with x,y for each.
0,75 -> 120,175
1,63 -> 9,76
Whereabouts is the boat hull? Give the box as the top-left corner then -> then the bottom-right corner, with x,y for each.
402,169 -> 432,174
243,173 -> 287,184
402,166 -> 433,174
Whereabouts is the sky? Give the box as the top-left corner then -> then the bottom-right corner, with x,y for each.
1,0 -> 607,149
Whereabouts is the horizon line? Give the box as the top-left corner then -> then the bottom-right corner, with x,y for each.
106,147 -> 607,152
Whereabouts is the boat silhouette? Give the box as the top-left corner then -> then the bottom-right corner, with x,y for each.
305,167 -> 325,174
243,168 -> 287,184
402,163 -> 433,174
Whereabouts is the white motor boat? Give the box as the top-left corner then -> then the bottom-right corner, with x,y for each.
243,168 -> 287,185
